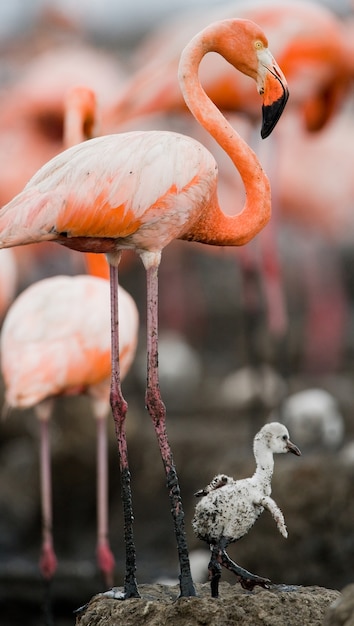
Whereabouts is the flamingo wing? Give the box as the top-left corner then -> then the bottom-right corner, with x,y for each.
0,132 -> 217,252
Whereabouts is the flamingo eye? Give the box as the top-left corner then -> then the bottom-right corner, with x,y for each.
254,40 -> 263,50
282,434 -> 288,441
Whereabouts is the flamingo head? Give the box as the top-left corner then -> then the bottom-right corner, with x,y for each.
210,19 -> 289,138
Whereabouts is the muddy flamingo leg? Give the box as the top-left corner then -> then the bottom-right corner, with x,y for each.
96,414 -> 115,587
37,406 -> 57,580
109,263 -> 139,598
144,259 -> 196,597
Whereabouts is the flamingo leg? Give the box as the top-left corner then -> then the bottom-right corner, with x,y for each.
208,547 -> 222,598
109,263 -> 139,598
217,536 -> 270,591
145,263 -> 196,597
220,548 -> 271,590
37,408 -> 57,580
96,415 -> 115,587
208,540 -> 270,597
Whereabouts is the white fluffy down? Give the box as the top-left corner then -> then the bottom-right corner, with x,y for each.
193,422 -> 300,545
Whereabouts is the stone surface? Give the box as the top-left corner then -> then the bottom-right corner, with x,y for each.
324,584 -> 354,626
75,582 -> 340,626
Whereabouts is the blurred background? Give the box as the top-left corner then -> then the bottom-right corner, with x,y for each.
0,0 -> 354,624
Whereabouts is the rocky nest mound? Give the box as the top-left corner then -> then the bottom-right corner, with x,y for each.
75,582 -> 342,626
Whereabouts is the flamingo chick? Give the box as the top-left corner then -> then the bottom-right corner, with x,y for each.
192,422 -> 301,597
0,19 -> 288,598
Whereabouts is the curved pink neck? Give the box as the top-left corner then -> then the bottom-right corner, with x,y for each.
178,22 -> 271,246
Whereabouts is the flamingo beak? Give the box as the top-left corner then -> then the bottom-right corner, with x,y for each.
286,439 -> 301,456
258,49 -> 289,139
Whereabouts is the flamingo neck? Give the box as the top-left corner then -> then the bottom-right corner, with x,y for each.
63,86 -> 97,149
84,252 -> 110,279
252,445 -> 274,493
178,23 -> 271,246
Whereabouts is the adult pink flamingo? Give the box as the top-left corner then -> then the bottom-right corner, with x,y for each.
0,274 -> 138,586
0,19 -> 288,597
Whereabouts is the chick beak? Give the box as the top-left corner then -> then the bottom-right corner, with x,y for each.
286,439 -> 301,456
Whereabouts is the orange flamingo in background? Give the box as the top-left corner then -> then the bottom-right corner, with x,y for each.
0,44 -> 125,288
0,19 -> 288,597
0,44 -> 124,207
0,274 -> 138,586
63,84 -> 99,148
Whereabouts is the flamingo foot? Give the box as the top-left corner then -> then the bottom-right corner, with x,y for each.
97,542 -> 115,588
119,466 -> 140,598
208,543 -> 271,597
220,547 -> 270,592
39,539 -> 57,580
166,466 -> 196,597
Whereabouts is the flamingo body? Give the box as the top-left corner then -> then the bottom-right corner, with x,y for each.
1,275 -> 137,408
0,131 -> 217,254
193,422 -> 301,597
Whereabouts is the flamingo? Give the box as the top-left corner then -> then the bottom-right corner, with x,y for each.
0,18 -> 289,598
0,44 -> 124,208
0,274 -> 139,586
0,44 -> 125,287
192,422 -> 301,597
63,84 -> 99,148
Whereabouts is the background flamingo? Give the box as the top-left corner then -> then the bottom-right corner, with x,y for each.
0,18 -> 288,598
0,274 -> 139,588
0,42 -> 125,289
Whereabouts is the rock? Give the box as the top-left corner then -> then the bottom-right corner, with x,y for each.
323,584 -> 354,626
75,582 -> 340,626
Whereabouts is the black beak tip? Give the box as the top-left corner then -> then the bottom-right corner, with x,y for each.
288,443 -> 302,457
261,87 -> 290,139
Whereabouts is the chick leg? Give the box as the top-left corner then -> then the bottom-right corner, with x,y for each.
220,546 -> 271,590
208,545 -> 222,598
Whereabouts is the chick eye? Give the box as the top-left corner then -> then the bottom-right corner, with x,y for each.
282,434 -> 288,441
255,40 -> 263,50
